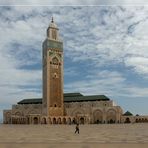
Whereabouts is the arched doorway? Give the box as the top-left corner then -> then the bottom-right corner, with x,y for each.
80,117 -> 85,124
125,117 -> 131,123
33,117 -> 38,124
67,118 -> 72,125
57,118 -> 62,124
93,110 -> 103,124
72,109 -> 84,122
72,118 -> 76,124
107,109 -> 116,124
53,118 -> 56,124
63,118 -> 66,124
136,119 -> 138,123
42,118 -> 47,124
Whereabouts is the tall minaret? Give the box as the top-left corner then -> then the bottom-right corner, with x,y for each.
42,18 -> 64,116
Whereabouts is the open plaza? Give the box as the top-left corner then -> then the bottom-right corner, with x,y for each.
0,124 -> 148,148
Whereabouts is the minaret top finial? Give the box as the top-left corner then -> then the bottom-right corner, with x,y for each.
51,16 -> 54,23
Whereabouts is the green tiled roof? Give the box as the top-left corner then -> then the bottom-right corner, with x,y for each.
64,95 -> 109,102
64,93 -> 83,98
123,111 -> 133,116
18,98 -> 42,104
17,93 -> 110,104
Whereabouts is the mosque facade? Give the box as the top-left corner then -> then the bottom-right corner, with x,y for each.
3,19 -> 148,124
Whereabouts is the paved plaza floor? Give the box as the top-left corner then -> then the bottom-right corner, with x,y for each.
0,123 -> 148,148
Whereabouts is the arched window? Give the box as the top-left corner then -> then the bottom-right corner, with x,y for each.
53,73 -> 58,78
52,29 -> 57,40
52,57 -> 59,65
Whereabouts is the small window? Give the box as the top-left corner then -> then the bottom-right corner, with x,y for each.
52,57 -> 59,65
53,73 -> 58,78
54,104 -> 57,107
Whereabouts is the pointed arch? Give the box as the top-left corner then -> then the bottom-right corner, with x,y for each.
52,56 -> 59,64
72,118 -> 76,124
57,117 -> 62,124
107,109 -> 116,124
42,117 -> 47,124
80,117 -> 85,124
50,54 -> 61,63
93,109 -> 103,124
63,118 -> 67,124
53,118 -> 56,124
33,117 -> 38,124
72,108 -> 85,116
15,112 -> 21,116
125,117 -> 131,123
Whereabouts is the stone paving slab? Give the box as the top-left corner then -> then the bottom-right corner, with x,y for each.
0,143 -> 148,148
0,124 -> 148,147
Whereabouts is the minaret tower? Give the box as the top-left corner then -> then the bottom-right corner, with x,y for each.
42,18 -> 64,116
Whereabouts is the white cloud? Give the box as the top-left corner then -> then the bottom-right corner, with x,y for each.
0,6 -> 45,105
63,6 -> 148,77
64,67 -> 80,77
65,69 -> 148,98
125,56 -> 148,76
65,70 -> 125,95
0,6 -> 148,118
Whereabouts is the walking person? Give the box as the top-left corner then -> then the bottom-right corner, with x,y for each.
75,123 -> 79,134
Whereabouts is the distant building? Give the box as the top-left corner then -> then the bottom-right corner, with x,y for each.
3,18 -> 148,124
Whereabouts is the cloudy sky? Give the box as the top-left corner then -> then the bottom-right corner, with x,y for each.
0,3 -> 148,121
1,0 -> 148,5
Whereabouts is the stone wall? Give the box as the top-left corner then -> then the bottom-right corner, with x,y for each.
4,100 -> 148,124
65,100 -> 123,124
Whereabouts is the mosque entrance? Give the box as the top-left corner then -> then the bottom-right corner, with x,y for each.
42,118 -> 47,124
107,109 -> 116,124
93,110 -> 103,124
125,117 -> 131,123
53,118 -> 56,124
80,117 -> 84,124
33,117 -> 38,124
63,118 -> 66,124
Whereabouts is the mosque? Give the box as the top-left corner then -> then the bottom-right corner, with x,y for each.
3,18 -> 148,124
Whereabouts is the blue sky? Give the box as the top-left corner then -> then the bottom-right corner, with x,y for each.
0,4 -> 148,121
